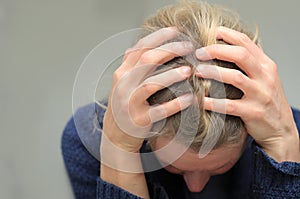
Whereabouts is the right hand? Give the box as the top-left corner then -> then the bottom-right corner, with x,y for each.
102,27 -> 195,153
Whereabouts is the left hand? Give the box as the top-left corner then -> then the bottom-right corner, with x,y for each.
195,26 -> 300,162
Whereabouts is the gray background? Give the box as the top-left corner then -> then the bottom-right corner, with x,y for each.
1,0 -> 299,198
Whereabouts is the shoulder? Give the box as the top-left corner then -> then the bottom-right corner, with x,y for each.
61,102 -> 106,164
61,103 -> 106,198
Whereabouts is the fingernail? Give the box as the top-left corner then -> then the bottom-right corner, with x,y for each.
166,26 -> 179,35
195,48 -> 210,60
168,26 -> 178,31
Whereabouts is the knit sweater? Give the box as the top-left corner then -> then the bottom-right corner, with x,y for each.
61,104 -> 300,199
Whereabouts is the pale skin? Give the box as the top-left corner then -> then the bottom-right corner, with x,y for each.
153,135 -> 247,193
100,26 -> 300,198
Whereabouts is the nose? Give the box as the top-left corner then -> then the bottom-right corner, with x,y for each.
183,171 -> 210,192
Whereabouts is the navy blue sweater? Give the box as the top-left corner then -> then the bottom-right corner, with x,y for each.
62,104 -> 300,198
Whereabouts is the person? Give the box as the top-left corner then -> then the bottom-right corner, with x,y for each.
61,1 -> 300,198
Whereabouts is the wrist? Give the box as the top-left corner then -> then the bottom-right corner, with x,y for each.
100,131 -> 150,198
101,164 -> 145,183
103,123 -> 143,154
262,133 -> 300,163
100,133 -> 145,173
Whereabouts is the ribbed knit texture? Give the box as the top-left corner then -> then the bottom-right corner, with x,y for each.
97,179 -> 143,199
62,117 -> 100,198
61,104 -> 300,199
251,143 -> 300,198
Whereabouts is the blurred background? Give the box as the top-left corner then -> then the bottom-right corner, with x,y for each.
1,0 -> 300,198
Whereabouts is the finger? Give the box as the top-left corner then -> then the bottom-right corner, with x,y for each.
195,64 -> 253,94
203,97 -> 245,117
135,27 -> 179,49
136,41 -> 194,67
216,26 -> 262,57
122,27 -> 180,69
122,47 -> 136,62
124,41 -> 194,83
133,66 -> 191,103
195,45 -> 260,77
149,93 -> 194,123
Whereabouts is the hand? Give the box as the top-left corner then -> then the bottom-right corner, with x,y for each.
195,26 -> 300,162
102,27 -> 194,153
100,28 -> 195,198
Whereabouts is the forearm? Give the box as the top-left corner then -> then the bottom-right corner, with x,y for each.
100,133 -> 150,199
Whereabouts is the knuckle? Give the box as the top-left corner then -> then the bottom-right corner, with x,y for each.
239,33 -> 251,44
257,90 -> 273,106
132,114 -> 146,126
253,107 -> 266,119
136,38 -> 146,48
142,83 -> 156,94
225,101 -> 235,114
113,69 -> 128,83
262,73 -> 276,90
269,61 -> 278,73
124,47 -> 134,56
175,98 -> 182,108
233,70 -> 245,85
263,94 -> 273,105
239,47 -> 250,61
139,52 -> 153,64
113,70 -> 122,82
266,76 -> 276,90
124,48 -> 131,54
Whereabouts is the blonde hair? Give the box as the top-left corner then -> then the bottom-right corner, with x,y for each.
142,0 -> 258,151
